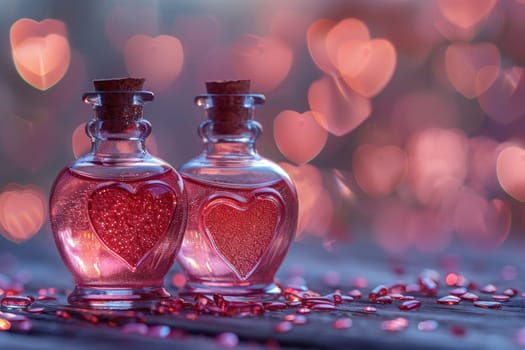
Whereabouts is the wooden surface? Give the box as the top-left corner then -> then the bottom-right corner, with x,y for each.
1,235 -> 525,350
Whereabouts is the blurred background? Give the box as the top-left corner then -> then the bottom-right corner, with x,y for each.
1,0 -> 525,260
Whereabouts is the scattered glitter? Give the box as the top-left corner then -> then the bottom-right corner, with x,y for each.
348,289 -> 362,299
419,277 -> 438,296
491,295 -> 509,302
1,296 -> 33,308
311,303 -> 336,311
387,282 -> 406,294
27,307 -> 44,314
56,310 -> 71,319
388,293 -> 405,300
418,320 -> 438,332
286,301 -> 302,307
171,273 -> 186,288
473,301 -> 501,309
503,288 -> 518,297
264,301 -> 287,311
147,325 -> 171,338
121,322 -> 148,335
405,284 -> 421,293
382,318 -> 408,332
83,314 -> 99,323
216,332 -> 239,348
420,269 -> 440,281
363,306 -> 377,313
275,321 -> 293,333
296,307 -> 311,315
449,287 -> 468,296
0,319 -> 11,331
460,292 -> 479,302
437,295 -> 461,305
450,326 -> 466,337
368,285 -> 388,301
480,284 -> 497,294
374,296 -> 393,304
399,300 -> 421,311
333,318 -> 352,329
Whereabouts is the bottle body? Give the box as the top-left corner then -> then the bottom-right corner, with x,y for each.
178,156 -> 297,299
49,82 -> 187,309
177,85 -> 298,300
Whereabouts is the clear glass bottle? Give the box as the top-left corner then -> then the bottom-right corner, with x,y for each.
177,80 -> 298,300
49,78 -> 187,309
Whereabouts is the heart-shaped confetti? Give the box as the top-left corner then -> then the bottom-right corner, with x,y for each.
88,182 -> 176,269
203,193 -> 282,280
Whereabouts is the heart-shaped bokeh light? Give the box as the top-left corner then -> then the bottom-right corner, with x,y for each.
338,38 -> 397,97
232,34 -> 293,92
0,185 -> 46,243
273,110 -> 327,165
352,144 -> 406,197
308,76 -> 371,136
445,42 -> 500,98
437,0 -> 497,29
10,18 -> 70,90
496,145 -> 525,202
124,34 -> 184,92
477,66 -> 525,125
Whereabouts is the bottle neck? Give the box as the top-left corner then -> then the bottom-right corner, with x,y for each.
87,118 -> 151,160
196,93 -> 265,158
199,119 -> 261,158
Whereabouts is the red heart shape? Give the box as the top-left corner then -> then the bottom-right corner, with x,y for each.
203,192 -> 282,280
88,182 -> 176,269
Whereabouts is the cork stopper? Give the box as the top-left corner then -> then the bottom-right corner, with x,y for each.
92,77 -> 148,121
206,80 -> 250,94
205,80 -> 251,134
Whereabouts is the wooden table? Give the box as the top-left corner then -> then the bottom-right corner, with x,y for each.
1,235 -> 525,349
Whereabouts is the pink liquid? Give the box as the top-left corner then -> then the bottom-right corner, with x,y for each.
50,167 -> 185,289
177,175 -> 297,292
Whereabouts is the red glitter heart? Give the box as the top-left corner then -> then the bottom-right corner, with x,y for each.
203,193 -> 282,279
88,182 -> 176,269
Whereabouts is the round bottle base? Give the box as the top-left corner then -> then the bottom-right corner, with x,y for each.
68,286 -> 171,310
178,281 -> 282,302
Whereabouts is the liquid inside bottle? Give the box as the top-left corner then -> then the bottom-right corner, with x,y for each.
49,78 -> 187,309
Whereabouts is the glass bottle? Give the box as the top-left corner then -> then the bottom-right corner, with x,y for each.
177,80 -> 298,300
49,78 -> 187,309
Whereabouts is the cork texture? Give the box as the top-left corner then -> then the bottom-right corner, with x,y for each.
205,80 -> 251,134
92,77 -> 146,121
94,77 -> 145,92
